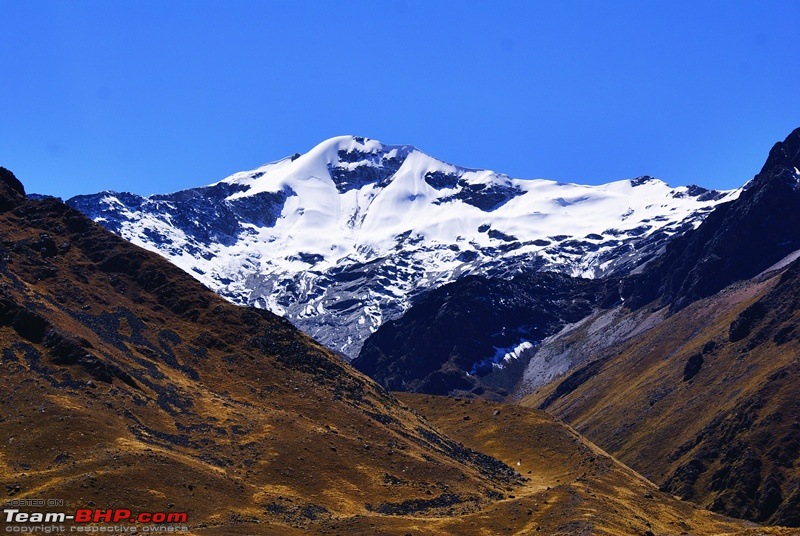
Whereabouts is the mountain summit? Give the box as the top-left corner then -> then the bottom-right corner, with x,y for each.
67,135 -> 736,356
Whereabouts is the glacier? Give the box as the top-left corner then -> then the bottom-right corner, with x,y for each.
67,135 -> 739,357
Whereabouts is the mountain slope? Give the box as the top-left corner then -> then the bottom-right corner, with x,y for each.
522,258 -> 800,526
66,136 -> 735,357
1,166 -> 780,534
399,393 -> 795,536
0,167 -> 525,532
514,128 -> 800,526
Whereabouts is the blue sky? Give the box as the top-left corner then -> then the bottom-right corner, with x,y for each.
1,1 -> 798,199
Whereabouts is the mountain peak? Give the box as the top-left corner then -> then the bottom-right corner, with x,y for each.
759,127 -> 800,176
629,175 -> 660,187
304,135 -> 417,164
0,166 -> 26,211
310,134 -> 384,155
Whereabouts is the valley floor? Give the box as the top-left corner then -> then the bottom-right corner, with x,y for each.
193,394 -> 794,535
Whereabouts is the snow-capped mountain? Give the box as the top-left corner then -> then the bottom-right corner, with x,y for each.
67,135 -> 738,357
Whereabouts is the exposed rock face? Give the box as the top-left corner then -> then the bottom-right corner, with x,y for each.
622,127 -> 800,311
353,272 -> 617,398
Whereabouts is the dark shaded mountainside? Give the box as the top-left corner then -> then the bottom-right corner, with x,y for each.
0,166 -> 779,535
353,272 -> 619,398
621,126 -> 800,311
353,128 -> 800,528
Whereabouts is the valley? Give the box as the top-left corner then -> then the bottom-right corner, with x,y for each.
3,126 -> 800,534
5,3 -> 797,534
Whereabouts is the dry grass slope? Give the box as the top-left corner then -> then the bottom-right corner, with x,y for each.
397,394 -> 794,536
522,262 -> 800,527
0,174 -> 521,534
1,170 -> 793,534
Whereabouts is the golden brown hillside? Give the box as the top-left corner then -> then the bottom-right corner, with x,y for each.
0,171 -> 522,533
522,261 -> 800,526
1,168 -> 793,534
396,393 -> 800,536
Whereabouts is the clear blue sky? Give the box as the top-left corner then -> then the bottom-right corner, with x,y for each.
1,1 -> 798,199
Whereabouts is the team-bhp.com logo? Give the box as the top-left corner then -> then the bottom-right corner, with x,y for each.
4,508 -> 188,532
